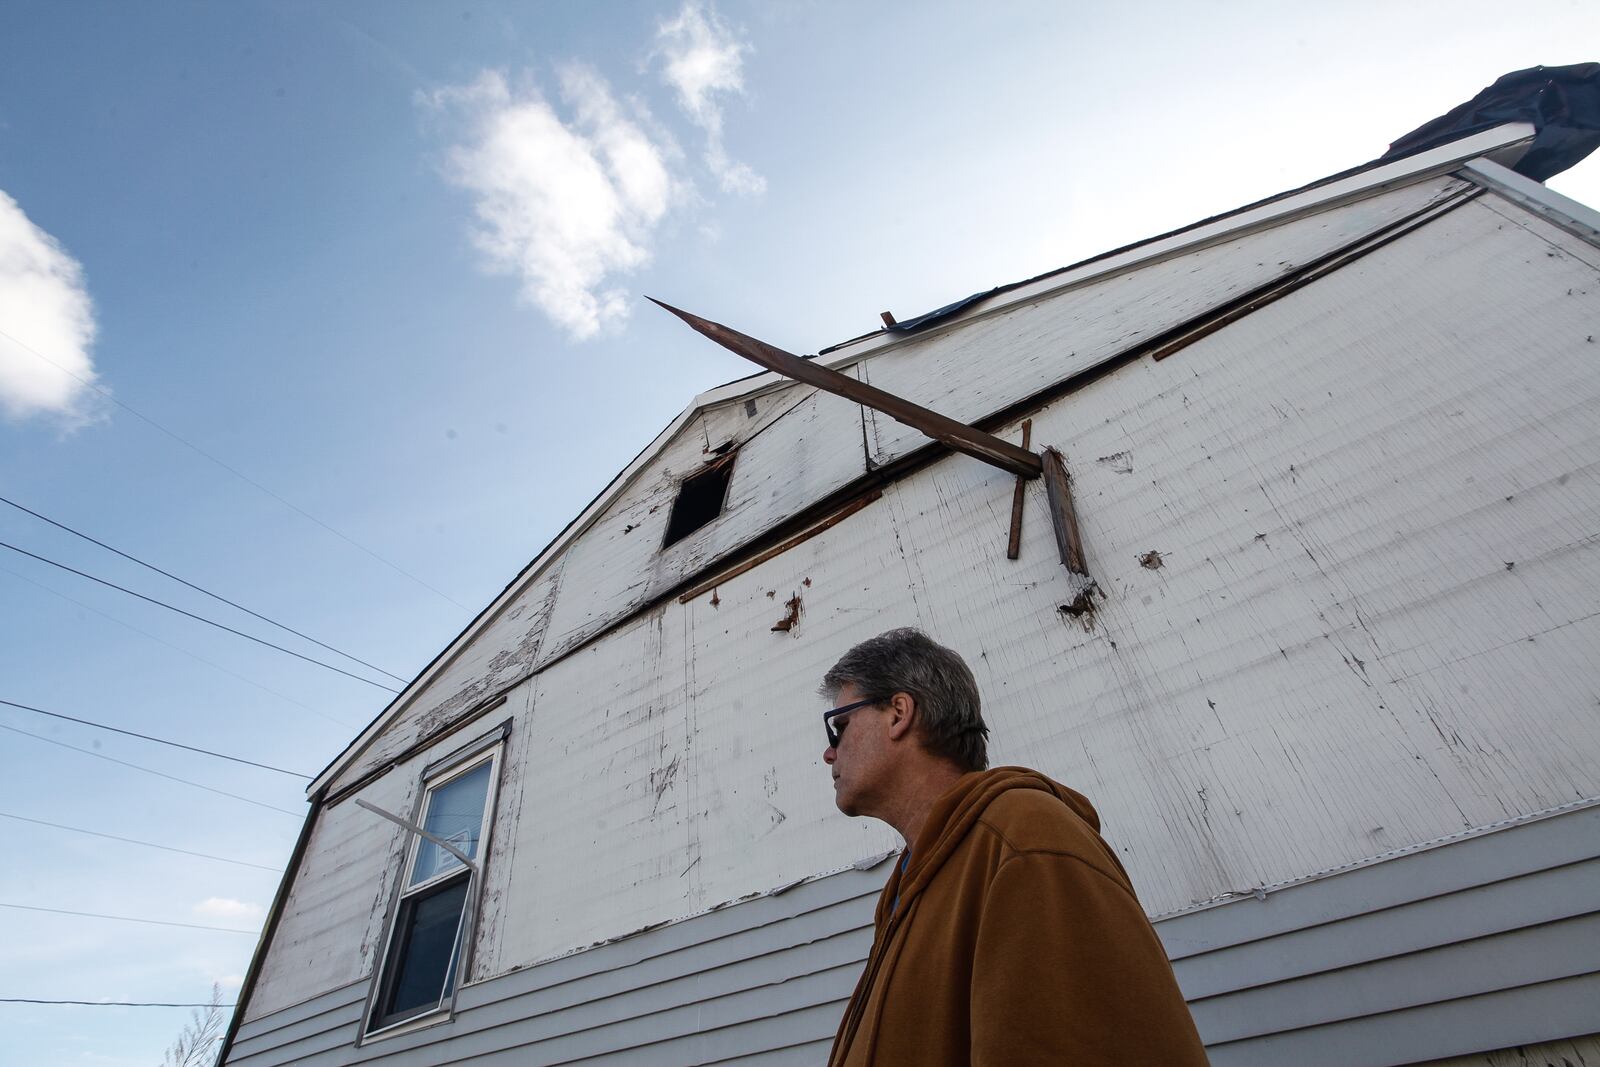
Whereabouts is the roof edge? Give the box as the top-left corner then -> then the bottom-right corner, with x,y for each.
1458,156 -> 1600,247
695,122 -> 1535,411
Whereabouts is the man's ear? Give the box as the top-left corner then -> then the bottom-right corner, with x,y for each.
886,692 -> 917,741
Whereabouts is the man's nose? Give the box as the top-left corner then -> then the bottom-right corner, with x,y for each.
823,745 -> 836,765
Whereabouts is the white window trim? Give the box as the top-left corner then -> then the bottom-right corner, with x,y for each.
360,721 -> 509,1042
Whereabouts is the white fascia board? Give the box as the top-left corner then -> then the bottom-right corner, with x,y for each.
1458,156 -> 1600,247
311,124 -> 1536,796
692,122 -> 1538,409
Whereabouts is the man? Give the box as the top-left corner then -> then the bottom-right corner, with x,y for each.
820,628 -> 1209,1066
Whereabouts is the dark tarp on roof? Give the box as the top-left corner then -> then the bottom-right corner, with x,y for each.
1382,62 -> 1600,182
883,289 -> 1003,335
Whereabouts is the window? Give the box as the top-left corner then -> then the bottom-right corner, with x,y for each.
662,450 -> 736,548
366,742 -> 501,1036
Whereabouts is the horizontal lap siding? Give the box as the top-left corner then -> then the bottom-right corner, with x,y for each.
227,864 -> 885,1066
228,802 -> 1597,1065
1410,1031 -> 1600,1067
1205,975 -> 1600,1067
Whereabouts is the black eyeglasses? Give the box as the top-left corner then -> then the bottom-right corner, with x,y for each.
823,698 -> 877,748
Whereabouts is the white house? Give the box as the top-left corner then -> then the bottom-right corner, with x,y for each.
219,113 -> 1600,1066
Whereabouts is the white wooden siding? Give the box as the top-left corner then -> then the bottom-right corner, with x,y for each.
244,173 -> 1600,1053
309,125 -> 1540,803
326,175 -> 1475,801
324,177 -> 1485,802
480,187 -> 1600,961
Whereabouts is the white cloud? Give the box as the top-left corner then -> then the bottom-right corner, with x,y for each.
0,190 -> 100,425
192,897 -> 265,922
424,69 -> 678,340
655,1 -> 765,196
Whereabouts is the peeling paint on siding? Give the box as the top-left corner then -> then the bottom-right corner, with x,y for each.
256,179 -> 1600,1037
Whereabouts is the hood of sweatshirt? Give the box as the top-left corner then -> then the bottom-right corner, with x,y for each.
875,766 -> 1102,928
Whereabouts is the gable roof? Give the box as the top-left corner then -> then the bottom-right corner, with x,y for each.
307,121 -> 1536,797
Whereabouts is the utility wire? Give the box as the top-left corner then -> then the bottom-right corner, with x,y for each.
0,539 -> 399,693
0,722 -> 303,818
0,902 -> 257,934
0,811 -> 281,872
0,998 -> 237,1008
0,562 -> 361,729
0,324 -> 468,611
0,698 -> 311,778
0,493 -> 408,683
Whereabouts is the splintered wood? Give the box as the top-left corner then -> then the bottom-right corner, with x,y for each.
1006,419 -> 1033,560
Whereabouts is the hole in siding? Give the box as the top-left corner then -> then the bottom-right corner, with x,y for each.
663,452 -> 736,548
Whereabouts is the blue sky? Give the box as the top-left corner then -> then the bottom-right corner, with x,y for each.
2,2 -> 1597,1063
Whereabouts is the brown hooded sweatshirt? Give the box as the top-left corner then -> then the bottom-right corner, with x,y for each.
827,767 -> 1209,1066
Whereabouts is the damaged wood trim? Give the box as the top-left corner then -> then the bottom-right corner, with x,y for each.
648,297 -> 1043,480
1006,419 -> 1033,560
324,693 -> 510,810
1151,185 -> 1483,362
421,717 -> 514,780
1041,447 -> 1090,576
679,490 -> 882,603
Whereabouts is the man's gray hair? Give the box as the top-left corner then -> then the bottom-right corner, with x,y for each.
821,628 -> 989,772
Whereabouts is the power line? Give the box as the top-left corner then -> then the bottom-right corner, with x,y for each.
0,493 -> 408,684
0,562 -> 361,730
0,998 -> 236,1008
0,811 -> 281,872
0,324 -> 468,611
0,721 -> 304,818
0,698 -> 311,778
0,539 -> 399,693
0,902 -> 256,934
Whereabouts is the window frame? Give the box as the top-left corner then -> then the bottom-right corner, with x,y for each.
360,721 -> 509,1041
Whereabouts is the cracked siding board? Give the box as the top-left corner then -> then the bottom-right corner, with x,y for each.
536,384 -> 868,665
860,176 -> 1471,467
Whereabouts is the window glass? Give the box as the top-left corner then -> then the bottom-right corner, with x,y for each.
383,878 -> 470,1017
410,761 -> 491,886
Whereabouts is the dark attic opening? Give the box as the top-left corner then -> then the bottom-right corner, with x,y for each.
663,449 -> 736,548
